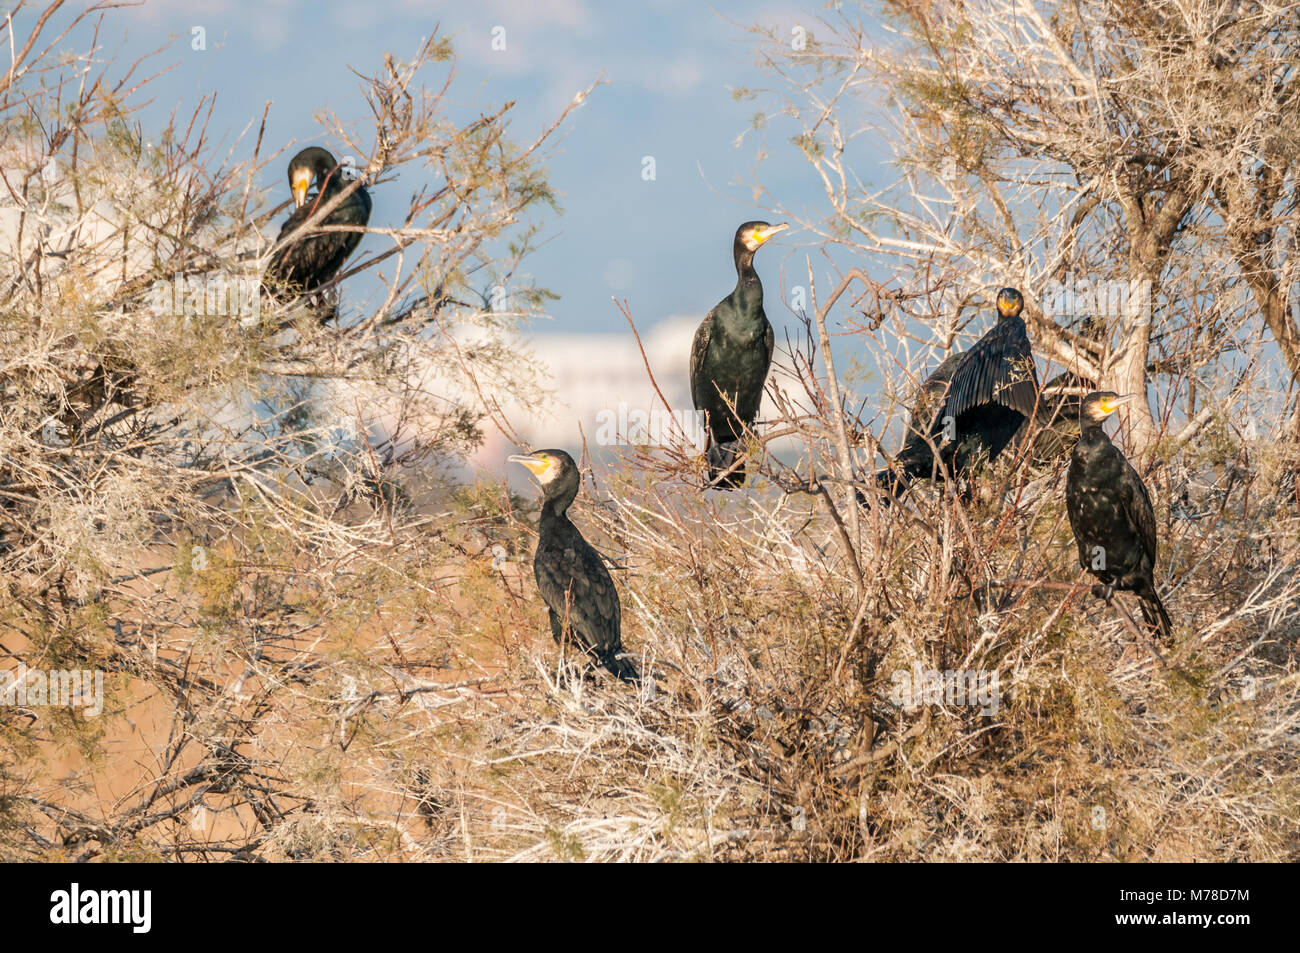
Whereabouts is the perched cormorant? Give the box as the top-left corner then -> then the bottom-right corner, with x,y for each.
1065,392 -> 1173,643
263,147 -> 372,311
875,287 -> 1039,501
690,221 -> 788,488
509,449 -> 638,683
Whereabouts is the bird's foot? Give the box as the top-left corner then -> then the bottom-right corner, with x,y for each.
1091,583 -> 1114,604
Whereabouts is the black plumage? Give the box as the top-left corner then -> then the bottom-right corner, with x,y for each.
1015,372 -> 1095,469
263,147 -> 372,311
509,449 -> 638,683
690,221 -> 788,488
1065,392 -> 1173,643
875,287 -> 1040,500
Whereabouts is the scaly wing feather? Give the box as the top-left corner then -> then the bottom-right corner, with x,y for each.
534,536 -> 621,656
941,315 -> 1039,422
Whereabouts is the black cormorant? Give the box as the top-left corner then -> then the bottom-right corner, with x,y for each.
690,221 -> 788,488
509,449 -> 638,683
1065,392 -> 1172,643
263,147 -> 372,311
875,287 -> 1039,501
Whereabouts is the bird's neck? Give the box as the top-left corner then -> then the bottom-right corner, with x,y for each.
539,491 -> 576,528
1079,421 -> 1109,443
734,249 -> 759,283
729,252 -> 764,318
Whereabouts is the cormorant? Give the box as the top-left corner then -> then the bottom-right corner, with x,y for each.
509,449 -> 638,683
1065,392 -> 1173,643
263,147 -> 372,312
874,287 -> 1039,501
690,221 -> 788,488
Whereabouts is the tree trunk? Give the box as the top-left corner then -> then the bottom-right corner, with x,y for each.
1108,274 -> 1158,460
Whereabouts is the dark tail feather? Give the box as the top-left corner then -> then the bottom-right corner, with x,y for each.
1139,590 -> 1173,644
598,650 -> 640,685
706,440 -> 746,489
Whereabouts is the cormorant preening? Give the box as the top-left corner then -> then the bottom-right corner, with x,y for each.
263,147 -> 372,312
1065,392 -> 1173,643
509,449 -> 638,683
690,221 -> 788,488
875,287 -> 1039,501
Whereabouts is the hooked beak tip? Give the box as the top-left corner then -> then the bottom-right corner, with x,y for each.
1100,393 -> 1139,415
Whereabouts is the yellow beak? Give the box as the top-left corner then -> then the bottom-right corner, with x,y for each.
753,223 -> 789,245
508,453 -> 548,476
291,170 -> 312,209
1099,394 -> 1138,415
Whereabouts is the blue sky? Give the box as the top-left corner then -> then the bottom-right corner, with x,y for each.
63,0 -> 888,336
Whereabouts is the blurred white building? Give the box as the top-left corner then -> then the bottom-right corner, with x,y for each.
472,315 -> 790,481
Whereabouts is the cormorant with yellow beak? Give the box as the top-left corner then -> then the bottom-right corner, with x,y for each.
875,287 -> 1039,501
263,147 -> 372,311
1066,391 -> 1172,643
508,449 -> 638,683
690,221 -> 788,488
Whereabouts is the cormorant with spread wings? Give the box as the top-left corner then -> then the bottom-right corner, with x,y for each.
875,287 -> 1039,500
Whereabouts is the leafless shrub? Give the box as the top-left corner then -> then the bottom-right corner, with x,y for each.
0,4 -> 585,859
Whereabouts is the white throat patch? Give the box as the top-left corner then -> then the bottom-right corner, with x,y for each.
535,458 -> 562,484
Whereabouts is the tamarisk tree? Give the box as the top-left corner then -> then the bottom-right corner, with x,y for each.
747,0 -> 1300,461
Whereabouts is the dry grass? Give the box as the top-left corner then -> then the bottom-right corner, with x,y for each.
404,431 -> 1297,862
23,418 -> 1282,863
5,371 -> 1298,862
